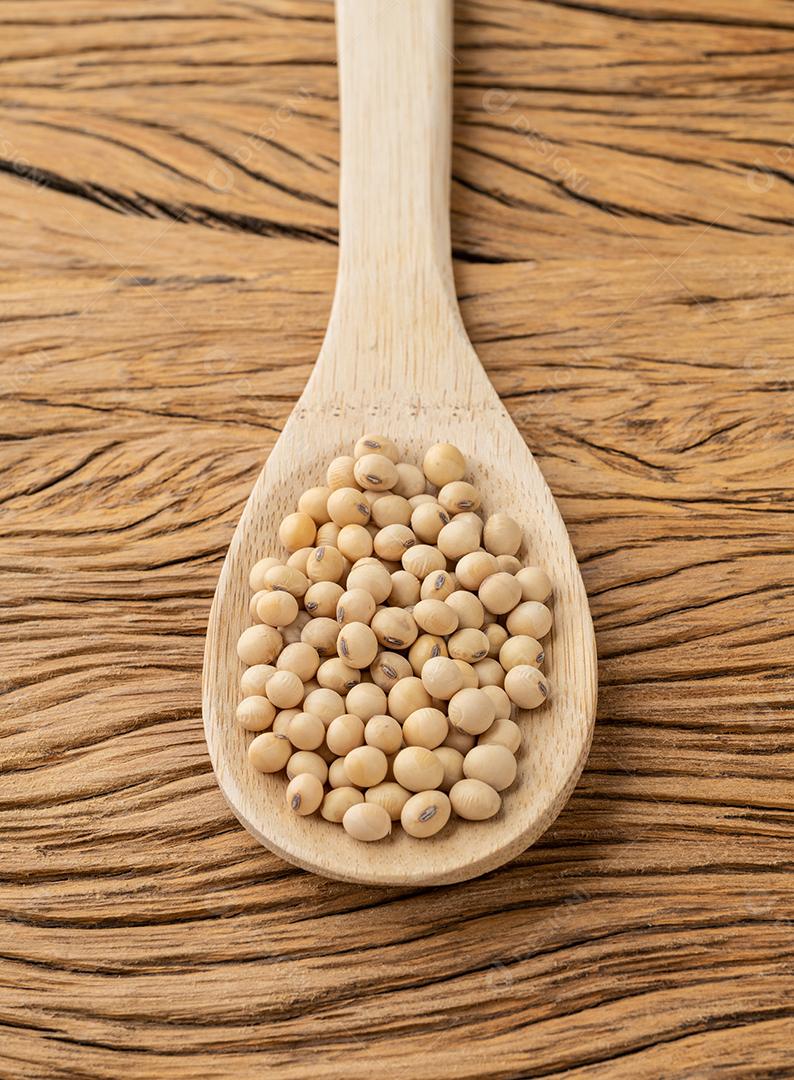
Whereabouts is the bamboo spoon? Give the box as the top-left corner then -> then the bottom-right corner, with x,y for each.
203,0 -> 597,886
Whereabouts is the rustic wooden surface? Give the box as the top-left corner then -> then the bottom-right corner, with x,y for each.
2,0 -> 793,1076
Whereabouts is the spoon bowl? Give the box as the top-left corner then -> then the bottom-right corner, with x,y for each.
202,0 -> 597,886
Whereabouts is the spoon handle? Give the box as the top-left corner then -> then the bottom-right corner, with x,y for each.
334,0 -> 455,309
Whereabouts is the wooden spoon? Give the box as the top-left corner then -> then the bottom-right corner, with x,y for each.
203,0 -> 597,886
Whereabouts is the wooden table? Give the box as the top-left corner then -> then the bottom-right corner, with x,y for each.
2,2 -> 793,1076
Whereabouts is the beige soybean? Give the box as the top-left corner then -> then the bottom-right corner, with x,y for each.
337,523 -> 373,562
280,619 -> 309,654
302,687 -> 345,725
506,601 -> 553,639
455,511 -> 484,536
354,433 -> 399,463
443,727 -> 476,754
326,713 -> 365,756
281,616 -> 311,646
434,746 -> 465,792
279,512 -> 316,552
389,570 -> 421,608
392,462 -> 426,499
286,772 -> 324,816
337,621 -> 378,669
371,607 -> 418,650
345,682 -> 388,721
455,551 -> 498,590
374,523 -> 416,561
342,801 -> 392,841
437,520 -> 480,560
421,655 -> 463,700
256,589 -> 298,628
481,684 -> 513,721
364,714 -> 403,754
484,623 -> 509,657
496,554 -> 522,574
322,786 -> 364,822
483,512 -> 522,557
344,745 -> 388,787
479,717 -> 521,754
273,709 -> 299,736
306,545 -> 345,584
516,565 -> 553,603
370,651 -> 412,692
316,521 -> 341,547
388,677 -> 432,722
361,490 -> 385,511
504,664 -> 549,709
302,581 -> 342,619
240,663 -> 277,698
249,556 -> 282,592
237,624 -> 283,665
479,572 -> 522,615
401,790 -> 451,838
298,486 -> 332,525
264,564 -> 309,598
276,643 -> 318,684
328,757 -> 350,788
336,587 -> 376,627
448,627 -> 489,663
393,746 -> 444,792
317,657 -> 360,694
419,569 -> 457,602
500,635 -> 545,671
365,782 -> 411,821
412,598 -> 458,636
423,443 -> 466,487
249,589 -> 269,622
408,634 -> 447,675
372,494 -> 412,528
265,670 -> 304,709
450,778 -> 501,820
409,493 -> 436,508
474,657 -> 505,688
438,481 -> 481,514
326,455 -> 357,490
464,744 -> 517,791
411,502 -> 449,543
402,707 -> 448,750
287,751 -> 328,784
248,732 -> 292,773
354,453 -> 398,491
401,544 -> 446,579
287,711 -> 326,751
286,547 -> 314,574
448,687 -> 496,735
453,659 -> 479,690
301,617 -> 339,658
327,487 -> 370,527
346,561 -> 392,603
445,590 -> 484,630
236,696 -> 276,732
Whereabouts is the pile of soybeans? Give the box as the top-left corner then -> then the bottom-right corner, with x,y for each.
236,436 -> 553,842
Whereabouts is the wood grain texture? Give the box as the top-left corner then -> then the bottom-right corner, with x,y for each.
1,0 -> 793,1075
